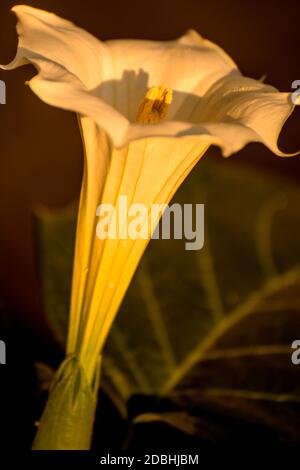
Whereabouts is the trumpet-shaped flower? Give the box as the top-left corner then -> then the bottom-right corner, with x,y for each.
3,4 -> 299,449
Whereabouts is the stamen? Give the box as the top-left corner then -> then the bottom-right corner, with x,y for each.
136,86 -> 173,124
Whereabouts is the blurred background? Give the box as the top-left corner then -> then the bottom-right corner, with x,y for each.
0,0 -> 300,344
0,0 -> 300,450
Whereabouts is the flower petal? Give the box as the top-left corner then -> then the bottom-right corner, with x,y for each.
2,6 -> 298,156
68,117 -> 112,354
3,4 -> 113,89
19,57 -> 298,156
106,30 -> 238,120
24,58 -> 130,145
180,73 -> 298,156
3,6 -> 238,122
73,137 -> 209,380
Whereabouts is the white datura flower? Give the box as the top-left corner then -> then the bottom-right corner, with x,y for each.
2,5 -> 299,449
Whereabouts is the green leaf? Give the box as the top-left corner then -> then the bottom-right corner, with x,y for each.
103,157 -> 300,440
33,204 -> 76,347
34,155 -> 300,441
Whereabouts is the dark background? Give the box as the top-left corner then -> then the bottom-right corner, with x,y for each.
0,0 -> 299,337
0,0 -> 299,450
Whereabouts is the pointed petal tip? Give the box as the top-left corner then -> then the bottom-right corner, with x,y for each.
274,149 -> 300,158
179,29 -> 203,44
11,4 -> 48,14
11,4 -> 38,16
186,28 -> 200,35
11,4 -> 72,27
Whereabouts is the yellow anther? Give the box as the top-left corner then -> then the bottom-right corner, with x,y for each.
136,86 -> 173,124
